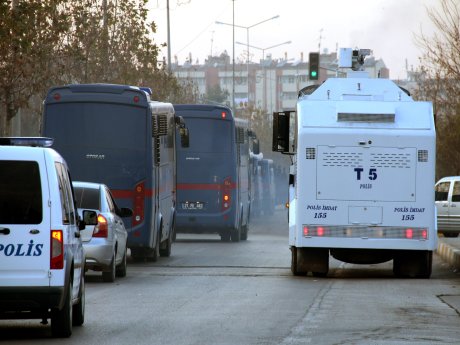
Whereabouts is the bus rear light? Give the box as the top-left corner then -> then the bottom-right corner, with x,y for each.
317,227 -> 325,236
422,229 -> 428,239
222,177 -> 232,211
93,215 -> 108,238
51,230 -> 64,269
53,93 -> 61,101
302,224 -> 429,239
221,111 -> 226,118
133,181 -> 145,227
133,95 -> 140,103
405,228 -> 413,239
223,194 -> 230,209
303,226 -> 309,236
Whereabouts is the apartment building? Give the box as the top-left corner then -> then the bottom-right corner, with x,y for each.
172,50 -> 389,114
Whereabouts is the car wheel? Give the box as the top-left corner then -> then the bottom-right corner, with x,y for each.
73,274 -> 85,326
51,278 -> 73,337
116,247 -> 127,278
102,254 -> 116,282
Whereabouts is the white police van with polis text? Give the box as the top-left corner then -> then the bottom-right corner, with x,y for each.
0,137 -> 86,337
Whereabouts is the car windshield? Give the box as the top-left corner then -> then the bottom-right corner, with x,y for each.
0,161 -> 43,224
74,186 -> 100,210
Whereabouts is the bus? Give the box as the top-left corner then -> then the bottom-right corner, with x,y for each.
258,158 -> 276,216
249,151 -> 263,218
174,104 -> 252,241
42,84 -> 189,261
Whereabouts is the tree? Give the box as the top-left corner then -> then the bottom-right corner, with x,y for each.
414,0 -> 460,177
63,0 -> 161,85
0,0 -> 71,136
203,84 -> 229,105
0,0 -> 198,136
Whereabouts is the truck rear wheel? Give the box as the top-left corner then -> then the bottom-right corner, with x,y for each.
291,246 -> 306,276
393,250 -> 432,278
291,247 -> 329,277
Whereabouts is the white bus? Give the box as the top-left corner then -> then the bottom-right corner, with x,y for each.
273,49 -> 436,278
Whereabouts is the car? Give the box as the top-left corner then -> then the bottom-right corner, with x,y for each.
0,137 -> 85,337
73,181 -> 132,282
435,176 -> 460,237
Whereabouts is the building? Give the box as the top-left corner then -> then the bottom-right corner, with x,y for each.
172,50 -> 390,114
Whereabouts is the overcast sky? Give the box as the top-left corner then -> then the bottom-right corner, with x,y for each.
148,0 -> 438,80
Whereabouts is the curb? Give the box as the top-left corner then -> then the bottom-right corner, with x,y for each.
437,239 -> 460,271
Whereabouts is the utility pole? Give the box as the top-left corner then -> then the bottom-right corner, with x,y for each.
167,0 -> 171,72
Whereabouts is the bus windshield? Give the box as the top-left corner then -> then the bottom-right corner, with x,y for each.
179,117 -> 231,153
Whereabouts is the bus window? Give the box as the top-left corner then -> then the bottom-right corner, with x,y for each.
180,118 -> 231,153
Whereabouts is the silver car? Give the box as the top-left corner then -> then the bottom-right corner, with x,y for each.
435,176 -> 460,237
73,181 -> 132,282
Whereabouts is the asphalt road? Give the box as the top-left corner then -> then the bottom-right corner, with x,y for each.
1,210 -> 460,345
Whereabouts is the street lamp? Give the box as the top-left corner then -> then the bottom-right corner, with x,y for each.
235,40 -> 291,63
235,40 -> 291,112
216,15 -> 280,108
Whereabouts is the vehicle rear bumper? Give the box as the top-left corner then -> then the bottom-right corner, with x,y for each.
0,286 -> 64,319
176,213 -> 235,233
83,241 -> 114,270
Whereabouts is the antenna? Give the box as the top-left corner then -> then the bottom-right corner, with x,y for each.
318,28 -> 324,53
210,30 -> 215,57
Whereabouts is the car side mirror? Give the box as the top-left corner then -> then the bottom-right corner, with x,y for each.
83,210 -> 98,226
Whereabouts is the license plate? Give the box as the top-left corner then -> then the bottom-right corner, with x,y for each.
182,201 -> 205,210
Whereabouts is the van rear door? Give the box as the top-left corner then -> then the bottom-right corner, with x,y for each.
0,148 -> 50,287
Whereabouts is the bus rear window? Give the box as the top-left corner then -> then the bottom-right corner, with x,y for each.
44,103 -> 146,150
180,118 -> 231,153
0,161 -> 42,224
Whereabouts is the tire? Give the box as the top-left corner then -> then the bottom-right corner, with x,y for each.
102,254 -> 116,282
241,224 -> 248,241
73,274 -> 85,326
160,229 -> 172,257
116,247 -> 127,277
51,278 -> 73,338
147,230 -> 161,262
291,246 -> 304,276
220,231 -> 231,242
231,227 -> 241,242
393,250 -> 432,278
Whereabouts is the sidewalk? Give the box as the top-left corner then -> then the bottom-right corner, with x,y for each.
437,237 -> 460,271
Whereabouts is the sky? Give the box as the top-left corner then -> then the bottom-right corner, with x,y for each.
147,0 -> 439,80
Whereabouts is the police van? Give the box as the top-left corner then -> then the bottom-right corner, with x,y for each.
0,137 -> 86,337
